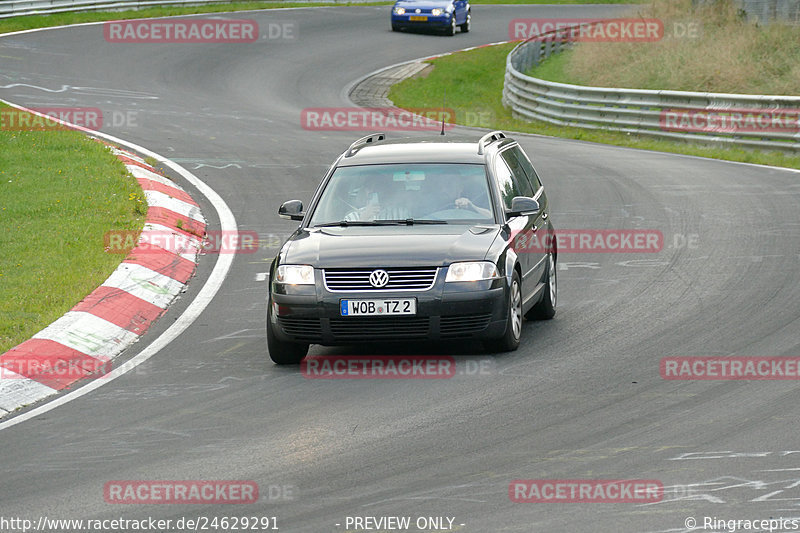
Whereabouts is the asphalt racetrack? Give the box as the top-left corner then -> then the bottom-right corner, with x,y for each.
2,4 -> 800,532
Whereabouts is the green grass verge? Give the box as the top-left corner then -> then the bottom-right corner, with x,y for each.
388,43 -> 800,170
0,104 -> 146,353
0,0 -> 644,35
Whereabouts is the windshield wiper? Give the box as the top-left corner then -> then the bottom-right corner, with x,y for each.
375,219 -> 449,225
314,220 -> 398,227
314,219 -> 448,227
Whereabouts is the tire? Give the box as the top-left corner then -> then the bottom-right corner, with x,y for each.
445,16 -> 456,36
526,251 -> 557,320
266,298 -> 308,365
486,270 -> 522,352
392,23 -> 401,32
460,11 -> 470,32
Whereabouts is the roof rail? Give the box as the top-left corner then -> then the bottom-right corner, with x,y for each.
477,131 -> 506,155
345,133 -> 386,157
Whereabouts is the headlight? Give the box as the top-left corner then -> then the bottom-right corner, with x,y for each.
394,6 -> 405,14
431,8 -> 443,16
445,262 -> 499,282
276,265 -> 315,285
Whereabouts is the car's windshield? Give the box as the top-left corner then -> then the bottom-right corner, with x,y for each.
308,163 -> 494,226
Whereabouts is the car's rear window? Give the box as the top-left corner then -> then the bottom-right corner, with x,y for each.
308,163 -> 494,225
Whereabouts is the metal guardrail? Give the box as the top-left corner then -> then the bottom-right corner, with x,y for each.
502,27 -> 800,152
0,0 -> 373,19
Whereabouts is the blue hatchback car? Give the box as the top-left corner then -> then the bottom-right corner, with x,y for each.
391,0 -> 470,36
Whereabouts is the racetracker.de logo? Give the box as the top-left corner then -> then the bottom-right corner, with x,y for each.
104,19 -> 258,43
509,479 -> 663,503
661,357 -> 800,380
104,230 -> 259,254
661,108 -> 800,134
0,355 -> 112,381
513,229 -> 663,253
509,18 -> 664,42
301,107 -> 455,132
0,107 -> 102,131
104,481 -> 259,504
301,355 -> 456,379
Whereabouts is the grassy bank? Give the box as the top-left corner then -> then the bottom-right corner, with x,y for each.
0,104 -> 145,353
388,43 -> 800,169
552,0 -> 800,95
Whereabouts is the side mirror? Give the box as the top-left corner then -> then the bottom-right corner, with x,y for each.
506,196 -> 540,218
278,200 -> 304,221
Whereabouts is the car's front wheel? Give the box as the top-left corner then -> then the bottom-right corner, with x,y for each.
445,15 -> 457,36
267,298 -> 309,364
460,11 -> 470,32
527,251 -> 557,320
392,23 -> 401,32
487,270 -> 522,352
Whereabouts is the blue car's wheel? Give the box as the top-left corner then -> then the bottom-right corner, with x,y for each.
460,11 -> 470,32
445,15 -> 456,36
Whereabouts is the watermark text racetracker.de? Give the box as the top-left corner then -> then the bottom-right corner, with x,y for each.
509,18 -> 701,41
509,479 -> 663,503
0,107 -> 137,131
661,108 -> 800,134
104,230 -> 259,254
104,480 -> 259,504
302,355 -> 458,379
0,355 -> 111,381
661,357 -> 800,380
509,18 -> 663,42
301,107 -> 456,132
103,19 -> 297,43
513,229 -> 664,253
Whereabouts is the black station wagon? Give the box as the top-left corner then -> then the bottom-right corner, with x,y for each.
267,131 -> 556,364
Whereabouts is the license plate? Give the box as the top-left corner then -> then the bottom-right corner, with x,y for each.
340,298 -> 416,316
409,15 -> 428,21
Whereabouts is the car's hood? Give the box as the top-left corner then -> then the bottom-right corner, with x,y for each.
394,0 -> 454,10
282,225 -> 500,268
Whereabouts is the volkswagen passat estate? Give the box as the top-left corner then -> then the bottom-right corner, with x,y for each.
267,131 -> 556,364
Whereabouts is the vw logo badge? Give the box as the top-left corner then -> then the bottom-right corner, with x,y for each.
369,269 -> 390,288
415,8 -> 421,13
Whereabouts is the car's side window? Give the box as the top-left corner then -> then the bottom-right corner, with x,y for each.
507,146 -> 542,192
493,156 -> 522,210
499,149 -> 534,198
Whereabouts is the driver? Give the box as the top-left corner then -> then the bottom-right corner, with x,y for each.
454,195 -> 492,217
428,176 -> 492,218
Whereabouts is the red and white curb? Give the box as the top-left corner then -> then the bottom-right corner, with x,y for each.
0,145 -> 205,418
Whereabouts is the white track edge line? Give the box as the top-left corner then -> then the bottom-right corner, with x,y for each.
0,98 -> 237,432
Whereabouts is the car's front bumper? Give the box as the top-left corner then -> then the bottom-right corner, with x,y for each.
270,268 -> 508,345
391,13 -> 452,29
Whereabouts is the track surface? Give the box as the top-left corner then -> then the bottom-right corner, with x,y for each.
2,5 -> 800,532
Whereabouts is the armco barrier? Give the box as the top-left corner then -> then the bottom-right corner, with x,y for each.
502,26 -> 800,152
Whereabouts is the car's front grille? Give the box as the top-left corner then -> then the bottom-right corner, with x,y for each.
440,314 -> 493,337
277,317 -> 322,340
329,317 -> 430,341
323,267 -> 438,292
